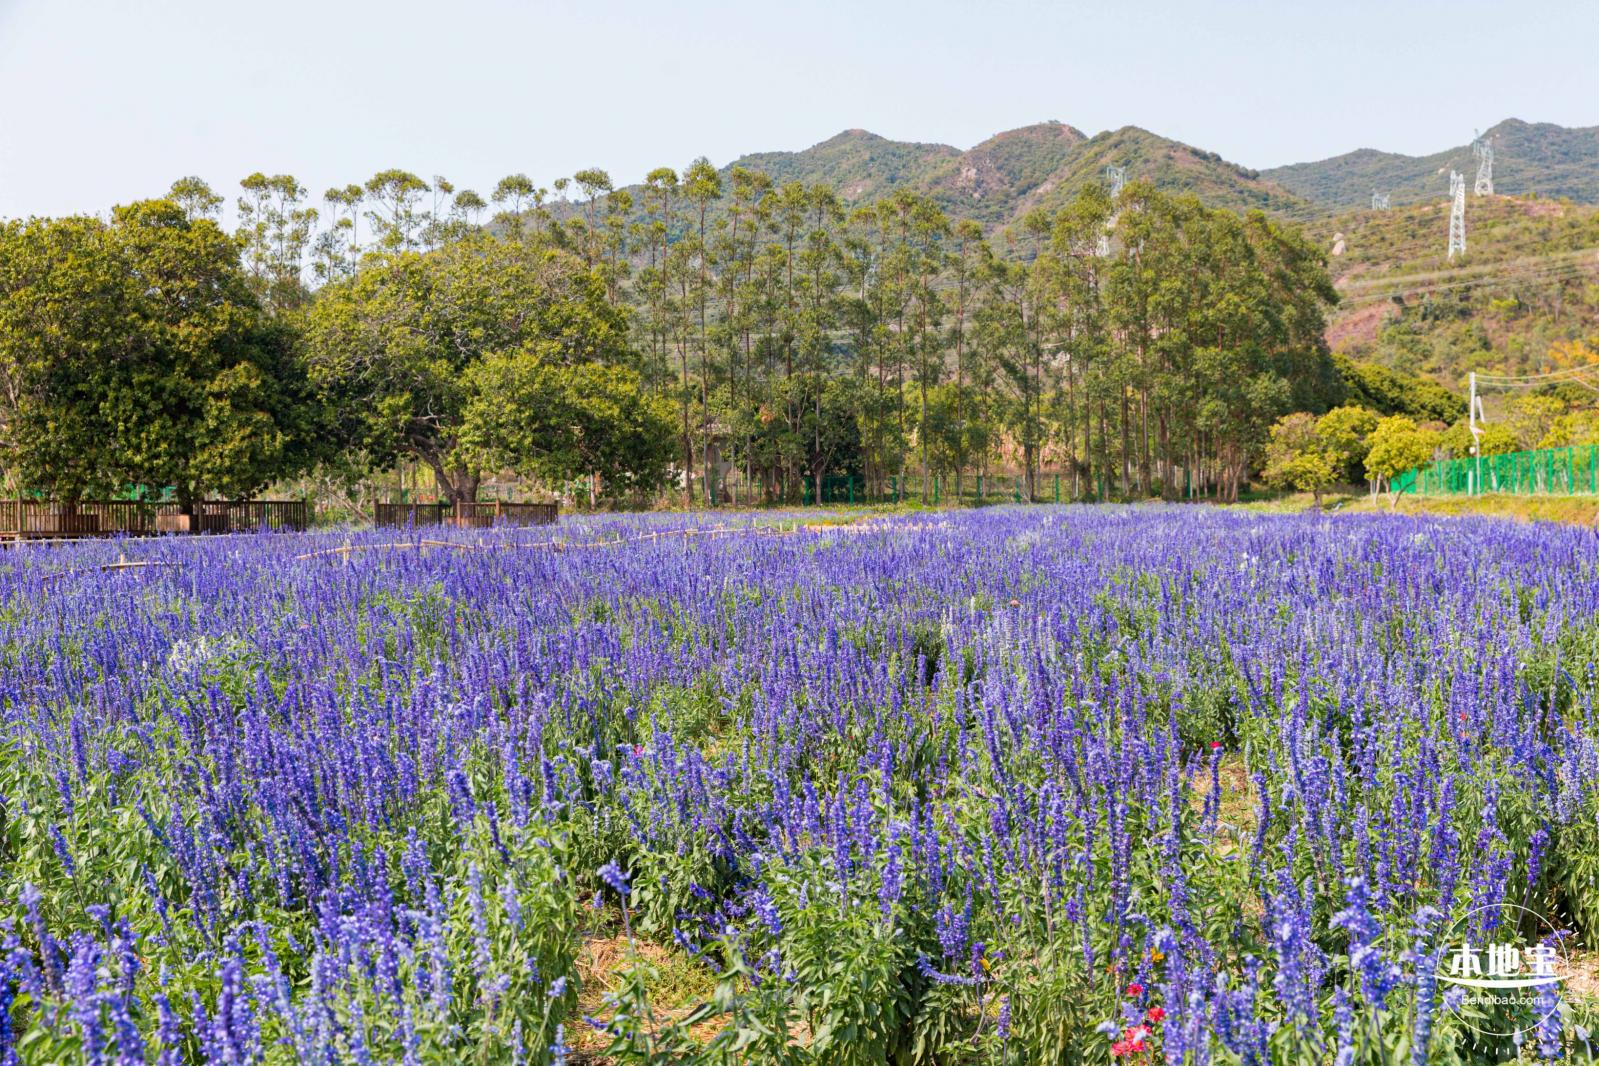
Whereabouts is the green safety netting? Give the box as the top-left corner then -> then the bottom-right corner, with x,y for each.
1398,444 -> 1599,496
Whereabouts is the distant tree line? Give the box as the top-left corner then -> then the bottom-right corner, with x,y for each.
1266,343 -> 1599,505
0,163 -> 1468,509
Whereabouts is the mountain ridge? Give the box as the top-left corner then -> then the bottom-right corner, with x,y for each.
1262,118 -> 1599,210
717,120 -> 1313,226
683,117 -> 1599,228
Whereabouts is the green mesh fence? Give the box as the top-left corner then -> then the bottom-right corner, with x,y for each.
1400,444 -> 1599,496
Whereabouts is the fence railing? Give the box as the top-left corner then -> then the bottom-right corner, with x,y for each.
1399,445 -> 1599,497
374,501 -> 559,528
374,502 -> 449,528
0,500 -> 311,539
800,473 -> 1088,506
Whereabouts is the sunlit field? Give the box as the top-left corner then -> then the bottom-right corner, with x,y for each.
4,507 -> 1599,1063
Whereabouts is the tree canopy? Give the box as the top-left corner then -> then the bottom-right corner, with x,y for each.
0,200 -> 317,505
1365,415 -> 1440,495
1262,413 -> 1339,506
458,354 -> 676,500
2,156 -> 1521,511
305,235 -> 639,503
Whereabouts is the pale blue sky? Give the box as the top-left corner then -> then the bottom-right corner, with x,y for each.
0,0 -> 1593,220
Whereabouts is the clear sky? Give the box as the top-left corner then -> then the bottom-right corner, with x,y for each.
0,0 -> 1594,221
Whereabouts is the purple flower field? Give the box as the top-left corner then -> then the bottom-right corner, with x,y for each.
3,506 -> 1599,1063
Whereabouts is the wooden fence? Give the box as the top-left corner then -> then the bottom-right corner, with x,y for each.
0,497 -> 556,540
0,500 -> 311,540
374,501 -> 558,529
373,502 -> 449,528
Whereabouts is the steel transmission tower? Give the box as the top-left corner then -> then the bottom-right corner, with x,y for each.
1448,171 -> 1467,259
1371,189 -> 1390,210
1472,130 -> 1494,196
1097,166 -> 1128,256
1106,165 -> 1127,199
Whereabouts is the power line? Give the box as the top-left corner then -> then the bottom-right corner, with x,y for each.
1338,252 -> 1599,307
1337,247 -> 1599,293
1475,363 -> 1599,384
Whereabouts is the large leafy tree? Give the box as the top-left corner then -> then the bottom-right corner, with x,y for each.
1333,354 -> 1465,423
0,200 -> 317,506
1262,412 -> 1339,506
458,352 -> 675,500
305,234 -> 632,504
1365,415 -> 1439,500
1315,405 -> 1381,482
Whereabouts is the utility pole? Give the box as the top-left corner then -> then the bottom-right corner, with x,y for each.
1468,370 -> 1481,494
1448,171 -> 1467,260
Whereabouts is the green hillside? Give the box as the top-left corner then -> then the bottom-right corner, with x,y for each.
722,123 -> 1307,228
570,117 -> 1599,237
1313,194 -> 1599,383
727,122 -> 1088,226
918,122 -> 1087,225
731,128 -> 960,203
1019,126 -> 1308,220
1263,118 -> 1599,211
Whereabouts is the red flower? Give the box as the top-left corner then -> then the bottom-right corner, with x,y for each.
1126,982 -> 1144,997
1209,741 -> 1222,750
1145,1005 -> 1165,1024
1111,1025 -> 1149,1057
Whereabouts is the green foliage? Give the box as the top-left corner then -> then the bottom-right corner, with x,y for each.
305,234 -> 631,502
0,200 -> 319,502
1541,408 -> 1599,448
459,352 -> 676,500
1364,415 -> 1439,488
1438,419 -> 1520,456
5,143 -> 1358,509
1263,413 -> 1341,503
1315,405 -> 1381,481
1334,354 -> 1466,423
363,169 -> 432,250
236,172 -> 318,311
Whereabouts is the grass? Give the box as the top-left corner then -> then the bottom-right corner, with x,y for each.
1230,486 -> 1599,526
570,909 -> 723,1061
1231,487 -> 1367,514
1341,492 -> 1599,526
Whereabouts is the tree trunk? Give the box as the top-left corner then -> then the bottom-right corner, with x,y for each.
678,343 -> 694,505
421,451 -> 479,507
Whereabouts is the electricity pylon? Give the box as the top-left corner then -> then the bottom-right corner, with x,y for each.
1371,189 -> 1390,210
1448,171 -> 1467,259
1473,130 -> 1494,196
1097,166 -> 1128,256
1106,165 -> 1127,199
